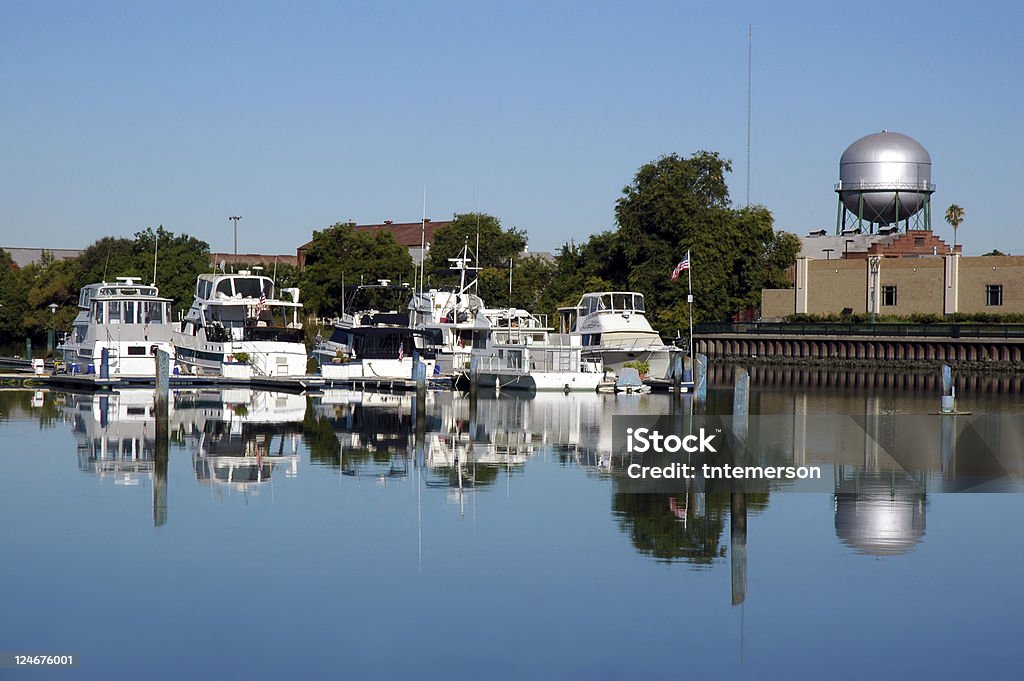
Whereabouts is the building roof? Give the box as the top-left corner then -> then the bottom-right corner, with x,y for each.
296,220 -> 452,267
1,247 -> 84,268
799,230 -> 958,260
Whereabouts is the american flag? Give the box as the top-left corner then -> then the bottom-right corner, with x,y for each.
671,252 -> 691,281
256,290 -> 267,316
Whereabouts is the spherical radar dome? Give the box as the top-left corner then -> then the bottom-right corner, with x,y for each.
838,131 -> 933,226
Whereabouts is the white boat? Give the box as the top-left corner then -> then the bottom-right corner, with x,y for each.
471,331 -> 604,393
316,281 -> 437,381
58,277 -> 176,376
558,292 -> 681,382
174,270 -> 307,376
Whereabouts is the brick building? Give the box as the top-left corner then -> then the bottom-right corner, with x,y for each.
762,232 -> 1021,318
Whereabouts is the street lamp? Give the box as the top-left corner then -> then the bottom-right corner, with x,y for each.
48,303 -> 58,359
229,215 -> 242,258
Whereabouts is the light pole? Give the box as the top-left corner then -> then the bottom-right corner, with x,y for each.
48,303 -> 58,359
229,215 -> 242,258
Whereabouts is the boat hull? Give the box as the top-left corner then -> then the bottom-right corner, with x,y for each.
475,370 -> 602,393
174,338 -> 308,377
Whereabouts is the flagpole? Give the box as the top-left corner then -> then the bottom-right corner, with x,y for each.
686,250 -> 693,359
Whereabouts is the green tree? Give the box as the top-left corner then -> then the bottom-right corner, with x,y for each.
301,222 -> 414,316
72,227 -> 210,318
945,204 -> 965,249
134,227 -> 212,317
426,213 -> 526,273
589,151 -> 800,330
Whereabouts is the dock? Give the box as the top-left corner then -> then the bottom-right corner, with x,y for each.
0,370 -> 440,394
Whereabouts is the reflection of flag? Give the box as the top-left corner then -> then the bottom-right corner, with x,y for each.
671,252 -> 691,281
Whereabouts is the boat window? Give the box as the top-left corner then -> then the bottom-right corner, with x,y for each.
329,328 -> 350,345
613,293 -> 632,311
634,294 -> 645,312
233,278 -> 264,299
583,297 -> 598,316
145,302 -> 164,324
600,294 -> 611,311
216,280 -> 234,297
93,303 -> 104,323
107,302 -> 121,323
123,301 -> 136,324
472,331 -> 488,349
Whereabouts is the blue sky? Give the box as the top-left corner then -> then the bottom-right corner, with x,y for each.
2,1 -> 1021,257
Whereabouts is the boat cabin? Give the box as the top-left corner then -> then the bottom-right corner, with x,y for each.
559,292 -> 647,334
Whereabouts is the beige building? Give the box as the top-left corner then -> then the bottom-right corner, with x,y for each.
762,233 -> 1022,318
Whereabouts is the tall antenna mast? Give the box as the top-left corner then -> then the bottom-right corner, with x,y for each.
746,24 -> 753,207
151,228 -> 159,286
418,187 -> 427,321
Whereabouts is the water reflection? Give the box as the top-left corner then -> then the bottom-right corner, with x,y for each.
23,365 -> 1024,581
176,389 -> 303,494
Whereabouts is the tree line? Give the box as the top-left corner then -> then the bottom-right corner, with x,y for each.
1,150 -> 800,351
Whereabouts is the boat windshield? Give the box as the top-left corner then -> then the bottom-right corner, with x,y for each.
582,293 -> 645,314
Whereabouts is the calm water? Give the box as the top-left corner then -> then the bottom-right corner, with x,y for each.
1,373 -> 1023,680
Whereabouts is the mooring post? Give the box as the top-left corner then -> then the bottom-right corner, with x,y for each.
672,351 -> 683,397
940,364 -> 955,413
469,354 -> 480,396
100,347 -> 109,380
25,338 -> 32,362
731,366 -> 749,606
154,349 -> 170,527
695,353 -> 708,404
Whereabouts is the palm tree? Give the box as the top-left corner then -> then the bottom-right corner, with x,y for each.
945,204 -> 965,250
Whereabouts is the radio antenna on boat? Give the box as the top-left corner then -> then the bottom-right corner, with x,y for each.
151,228 -> 159,286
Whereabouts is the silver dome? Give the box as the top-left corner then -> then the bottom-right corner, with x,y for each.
834,475 -> 926,556
837,131 -> 934,226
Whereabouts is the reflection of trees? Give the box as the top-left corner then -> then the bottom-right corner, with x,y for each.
0,390 -> 62,428
426,460 -> 502,489
612,489 -> 769,565
302,398 -> 414,472
302,400 -> 340,464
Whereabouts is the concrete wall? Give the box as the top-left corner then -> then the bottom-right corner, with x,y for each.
760,254 -> 1024,317
959,256 -> 1024,314
875,258 -> 944,315
806,260 -> 866,314
761,289 -> 793,319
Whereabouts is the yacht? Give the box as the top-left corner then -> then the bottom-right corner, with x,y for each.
316,281 -> 436,381
558,292 -> 680,381
58,277 -> 176,376
174,270 -> 306,376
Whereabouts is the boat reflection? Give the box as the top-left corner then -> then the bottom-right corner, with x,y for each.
67,390 -> 166,485
175,389 -> 303,494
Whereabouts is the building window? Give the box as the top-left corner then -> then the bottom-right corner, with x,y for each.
986,285 -> 1003,306
914,237 -> 925,246
881,285 -> 897,306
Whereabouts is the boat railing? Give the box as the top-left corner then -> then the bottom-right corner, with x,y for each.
476,346 -> 602,374
586,337 -> 666,352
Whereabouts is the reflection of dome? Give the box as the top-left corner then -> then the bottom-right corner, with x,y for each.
834,475 -> 926,556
